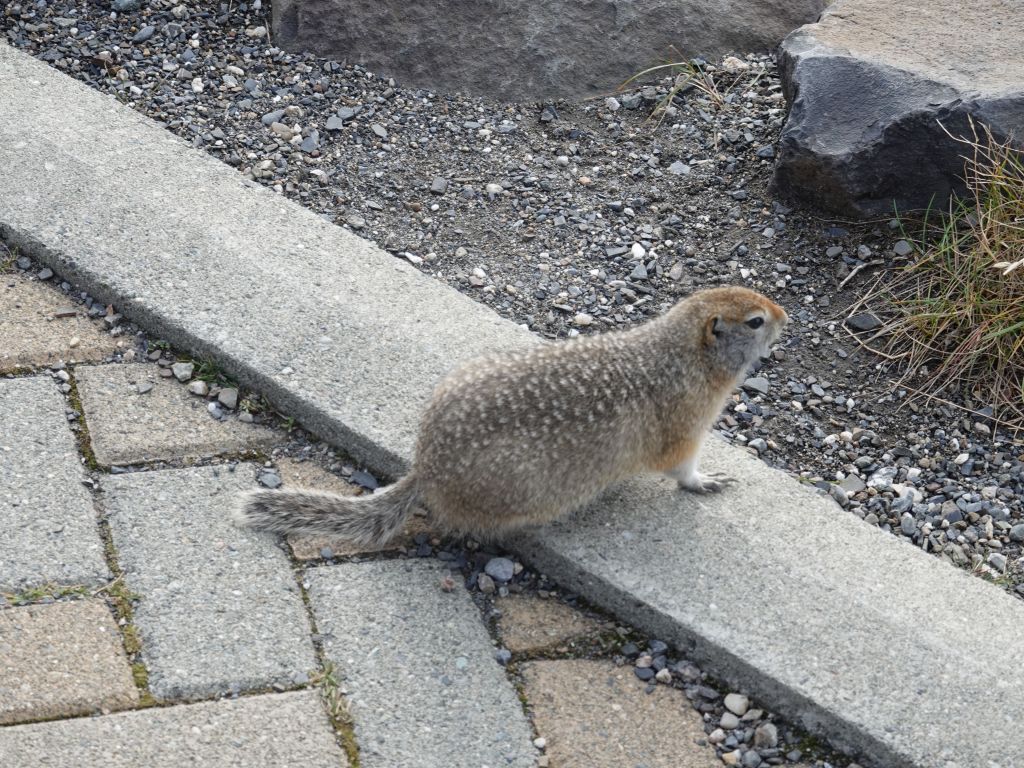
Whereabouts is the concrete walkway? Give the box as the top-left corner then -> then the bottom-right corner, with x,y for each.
3,41 -> 1024,767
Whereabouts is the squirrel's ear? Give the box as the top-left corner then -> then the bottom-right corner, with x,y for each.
703,315 -> 721,346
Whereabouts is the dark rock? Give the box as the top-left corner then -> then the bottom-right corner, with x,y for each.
300,130 -> 320,153
845,312 -> 881,332
261,109 -> 285,126
132,25 -> 156,43
773,0 -> 1024,216
742,376 -> 770,396
270,0 -> 826,101
351,469 -> 379,490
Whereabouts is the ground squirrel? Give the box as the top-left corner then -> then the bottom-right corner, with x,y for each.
235,286 -> 788,544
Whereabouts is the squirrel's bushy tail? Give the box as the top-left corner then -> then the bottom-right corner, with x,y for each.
233,475 -> 420,546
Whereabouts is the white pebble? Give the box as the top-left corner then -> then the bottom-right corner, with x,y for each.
724,692 -> 750,716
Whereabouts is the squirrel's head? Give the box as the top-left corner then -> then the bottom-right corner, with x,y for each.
685,287 -> 789,376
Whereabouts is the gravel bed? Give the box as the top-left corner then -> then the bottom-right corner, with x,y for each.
3,0 -> 1023,600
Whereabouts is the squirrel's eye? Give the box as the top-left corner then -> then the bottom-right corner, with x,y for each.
746,317 -> 764,329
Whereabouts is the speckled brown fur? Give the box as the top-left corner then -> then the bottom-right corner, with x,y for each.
235,286 -> 787,544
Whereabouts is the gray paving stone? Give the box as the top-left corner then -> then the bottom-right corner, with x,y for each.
0,598 -> 138,724
306,559 -> 535,768
522,658 -> 719,768
75,363 -> 278,466
495,594 -> 606,654
102,465 -> 315,701
0,273 -> 122,373
0,375 -> 108,591
0,689 -> 347,767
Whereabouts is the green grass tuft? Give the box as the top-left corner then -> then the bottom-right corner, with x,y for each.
310,661 -> 360,766
850,121 -> 1024,430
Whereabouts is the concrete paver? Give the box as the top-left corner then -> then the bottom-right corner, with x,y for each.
0,375 -> 108,591
495,594 -> 606,654
307,559 -> 536,768
0,273 -> 121,373
75,363 -> 278,466
0,689 -> 347,767
0,598 -> 138,724
102,465 -> 315,700
277,458 -> 430,559
522,658 -> 719,768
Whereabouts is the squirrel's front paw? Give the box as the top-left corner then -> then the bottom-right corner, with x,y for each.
678,472 -> 735,494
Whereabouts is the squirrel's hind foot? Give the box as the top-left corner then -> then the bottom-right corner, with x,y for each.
678,471 -> 735,494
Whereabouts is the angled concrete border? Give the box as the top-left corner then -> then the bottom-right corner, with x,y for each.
3,42 -> 1024,768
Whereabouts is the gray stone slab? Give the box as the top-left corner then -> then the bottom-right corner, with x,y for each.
101,465 -> 315,700
510,435 -> 1024,768
75,363 -> 278,466
272,0 -> 825,101
0,375 -> 108,591
0,598 -> 138,724
0,689 -> 347,767
306,559 -> 536,768
773,0 -> 1024,216
0,41 -> 534,481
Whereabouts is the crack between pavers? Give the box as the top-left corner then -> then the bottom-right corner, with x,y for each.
284,540 -> 362,768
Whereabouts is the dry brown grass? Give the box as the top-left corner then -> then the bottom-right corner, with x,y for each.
848,122 -> 1024,430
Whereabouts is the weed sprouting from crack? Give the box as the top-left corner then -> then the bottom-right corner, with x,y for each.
94,513 -> 157,707
284,546 -> 361,766
1,583 -> 91,605
310,660 -> 355,730
64,370 -> 103,472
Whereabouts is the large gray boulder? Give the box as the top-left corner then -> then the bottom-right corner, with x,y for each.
271,0 -> 827,102
773,0 -> 1024,217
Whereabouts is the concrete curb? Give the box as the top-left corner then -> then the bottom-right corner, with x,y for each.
3,42 -> 1024,767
